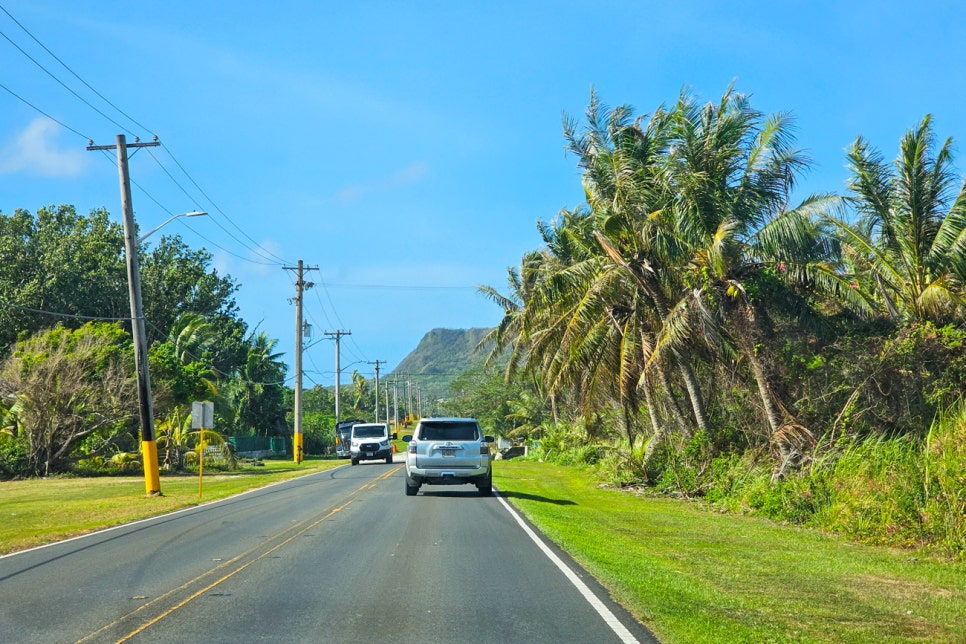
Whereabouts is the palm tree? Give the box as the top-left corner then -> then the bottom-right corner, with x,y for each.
561,91 -> 711,441
660,86 -> 839,454
168,312 -> 216,364
225,331 -> 286,435
834,115 -> 966,324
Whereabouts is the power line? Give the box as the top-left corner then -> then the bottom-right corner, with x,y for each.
0,3 -> 290,270
318,282 -> 477,290
0,299 -> 131,322
0,80 -> 89,139
0,25 -> 135,136
158,144 -> 293,265
0,2 -> 155,136
90,149 -> 280,266
313,271 -> 369,361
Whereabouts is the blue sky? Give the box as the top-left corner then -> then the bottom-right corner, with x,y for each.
1,1 -> 964,387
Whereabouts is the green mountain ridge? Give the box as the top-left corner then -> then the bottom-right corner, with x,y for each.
389,327 -> 492,409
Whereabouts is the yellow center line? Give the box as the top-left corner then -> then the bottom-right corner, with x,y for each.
75,467 -> 402,644
113,501 -> 353,643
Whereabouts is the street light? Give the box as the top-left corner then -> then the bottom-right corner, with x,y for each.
125,210 -> 207,496
138,210 -> 207,243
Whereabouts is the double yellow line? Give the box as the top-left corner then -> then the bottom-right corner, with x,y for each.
77,466 -> 401,644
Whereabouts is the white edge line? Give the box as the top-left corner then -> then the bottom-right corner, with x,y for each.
494,486 -> 640,644
0,466 -> 343,561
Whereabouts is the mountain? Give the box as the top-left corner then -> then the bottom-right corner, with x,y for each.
389,328 -> 492,408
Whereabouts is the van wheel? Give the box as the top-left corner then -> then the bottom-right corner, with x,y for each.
386,454 -> 393,464
351,458 -> 358,466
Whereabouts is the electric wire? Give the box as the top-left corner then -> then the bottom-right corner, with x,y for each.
0,80 -> 89,140
0,25 -> 136,137
311,274 -> 367,362
0,3 -> 291,271
0,2 -> 154,137
159,144 -> 293,265
0,299 -> 131,322
92,148 -> 278,266
0,4 -> 371,374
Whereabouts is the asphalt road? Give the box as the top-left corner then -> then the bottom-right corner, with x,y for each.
0,459 -> 657,643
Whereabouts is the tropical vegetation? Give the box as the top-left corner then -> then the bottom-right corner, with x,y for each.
0,204 -> 289,478
470,85 -> 966,557
1,84 -> 964,559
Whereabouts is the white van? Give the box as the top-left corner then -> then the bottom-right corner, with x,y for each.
349,423 -> 393,465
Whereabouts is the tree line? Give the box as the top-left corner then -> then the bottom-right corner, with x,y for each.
0,204 -> 288,477
459,86 -> 965,554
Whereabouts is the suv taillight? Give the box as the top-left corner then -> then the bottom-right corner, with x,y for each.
408,441 -> 417,454
480,442 -> 489,456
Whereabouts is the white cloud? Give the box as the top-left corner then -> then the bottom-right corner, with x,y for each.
0,118 -> 87,177
336,162 -> 428,203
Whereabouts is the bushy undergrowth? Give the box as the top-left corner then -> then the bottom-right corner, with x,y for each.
0,436 -> 31,479
529,420 -> 608,466
534,404 -> 966,558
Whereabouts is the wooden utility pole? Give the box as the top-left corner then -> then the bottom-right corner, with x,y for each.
325,330 -> 351,424
87,134 -> 161,496
368,360 -> 383,422
283,261 -> 316,463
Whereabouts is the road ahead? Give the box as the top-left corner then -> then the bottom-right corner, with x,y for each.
0,460 -> 656,643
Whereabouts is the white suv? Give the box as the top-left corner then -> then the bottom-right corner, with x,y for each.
349,423 -> 393,465
403,417 -> 493,496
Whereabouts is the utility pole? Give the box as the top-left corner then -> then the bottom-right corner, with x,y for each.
384,379 -> 390,427
283,261 -> 316,463
368,360 -> 383,422
407,377 -> 413,422
392,379 -> 399,431
87,134 -> 162,496
325,330 -> 351,424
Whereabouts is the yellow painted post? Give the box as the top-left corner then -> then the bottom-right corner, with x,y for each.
142,439 -> 160,496
198,432 -> 205,500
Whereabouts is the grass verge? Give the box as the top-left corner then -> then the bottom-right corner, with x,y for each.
4,457 -> 963,642
0,457 -> 345,556
494,460 -> 966,644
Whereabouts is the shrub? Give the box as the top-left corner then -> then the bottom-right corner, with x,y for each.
0,435 -> 31,479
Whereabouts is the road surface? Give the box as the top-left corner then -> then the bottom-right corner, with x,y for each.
0,460 -> 657,643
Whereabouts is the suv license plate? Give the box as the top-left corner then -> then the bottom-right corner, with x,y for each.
441,448 -> 456,457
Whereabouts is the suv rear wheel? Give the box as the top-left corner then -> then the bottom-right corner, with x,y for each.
405,476 -> 420,496
477,472 -> 492,496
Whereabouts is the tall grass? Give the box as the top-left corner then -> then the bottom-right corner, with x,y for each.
815,404 -> 965,555
534,404 -> 966,558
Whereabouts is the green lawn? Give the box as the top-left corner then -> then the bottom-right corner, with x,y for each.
0,457 -> 344,555
3,458 -> 963,643
493,460 -> 966,644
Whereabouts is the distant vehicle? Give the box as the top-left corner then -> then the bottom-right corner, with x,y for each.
349,422 -> 393,465
402,417 -> 493,496
334,419 -> 363,458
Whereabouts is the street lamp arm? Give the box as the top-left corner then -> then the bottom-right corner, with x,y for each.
138,211 -> 207,243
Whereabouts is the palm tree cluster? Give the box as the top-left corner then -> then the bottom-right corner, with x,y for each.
481,85 -> 966,477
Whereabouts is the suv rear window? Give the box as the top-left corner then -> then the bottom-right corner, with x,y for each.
417,421 -> 479,441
